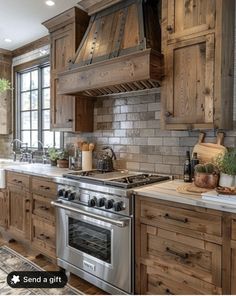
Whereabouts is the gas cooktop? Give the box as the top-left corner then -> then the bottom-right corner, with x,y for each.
63,170 -> 170,189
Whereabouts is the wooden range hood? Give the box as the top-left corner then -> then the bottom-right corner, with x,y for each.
58,0 -> 163,97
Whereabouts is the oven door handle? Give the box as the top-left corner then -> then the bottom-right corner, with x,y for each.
51,200 -> 129,228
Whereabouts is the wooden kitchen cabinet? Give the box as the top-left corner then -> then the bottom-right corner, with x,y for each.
7,186 -> 31,240
135,197 -> 223,294
43,7 -> 94,132
161,0 -> 235,130
0,190 -> 8,229
31,176 -> 56,258
165,0 -> 216,43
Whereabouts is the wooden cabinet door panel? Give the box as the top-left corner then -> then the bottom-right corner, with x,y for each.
8,187 -> 25,237
51,74 -> 74,130
138,224 -> 222,294
51,25 -> 74,71
164,34 -> 214,128
8,187 -> 31,240
166,0 -> 215,43
0,190 -> 8,229
231,242 -> 236,294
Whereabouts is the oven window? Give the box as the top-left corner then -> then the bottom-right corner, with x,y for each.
68,218 -> 111,263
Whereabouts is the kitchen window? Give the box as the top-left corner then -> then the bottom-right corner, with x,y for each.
15,63 -> 62,149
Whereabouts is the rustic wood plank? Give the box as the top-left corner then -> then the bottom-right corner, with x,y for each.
58,49 -> 163,95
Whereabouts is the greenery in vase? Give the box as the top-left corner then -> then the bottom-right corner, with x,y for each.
195,163 -> 219,174
215,148 -> 236,176
0,78 -> 11,93
58,149 -> 69,160
48,147 -> 59,161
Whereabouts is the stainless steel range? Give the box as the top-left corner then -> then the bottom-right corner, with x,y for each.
52,170 -> 170,295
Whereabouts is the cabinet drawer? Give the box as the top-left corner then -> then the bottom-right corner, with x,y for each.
140,224 -> 222,294
140,200 -> 222,237
32,194 -> 55,221
7,171 -> 30,189
32,216 -> 55,257
32,177 -> 57,196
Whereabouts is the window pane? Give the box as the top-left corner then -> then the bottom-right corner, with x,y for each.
31,111 -> 38,129
55,132 -> 61,148
42,88 -> 50,109
21,131 -> 30,145
31,90 -> 38,110
42,109 -> 50,130
31,70 -> 38,89
43,131 -> 54,147
31,131 -> 38,147
21,92 -> 30,111
21,73 -> 30,91
21,112 -> 30,130
42,67 -> 50,88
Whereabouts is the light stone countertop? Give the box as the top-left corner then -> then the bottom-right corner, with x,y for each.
4,163 -> 73,178
134,180 -> 236,214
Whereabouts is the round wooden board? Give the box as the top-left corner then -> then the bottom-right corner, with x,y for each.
176,183 -> 210,196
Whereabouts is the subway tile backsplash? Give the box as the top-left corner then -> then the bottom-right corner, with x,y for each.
64,89 -> 236,178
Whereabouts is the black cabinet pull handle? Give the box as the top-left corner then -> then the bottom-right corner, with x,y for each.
164,213 -> 188,223
165,111 -> 173,117
166,25 -> 173,32
166,288 -> 174,295
67,119 -> 73,122
166,247 -> 189,260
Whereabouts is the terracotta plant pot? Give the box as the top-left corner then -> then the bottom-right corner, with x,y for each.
194,172 -> 219,189
57,159 -> 69,168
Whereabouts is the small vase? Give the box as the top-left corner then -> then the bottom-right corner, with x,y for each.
219,173 -> 236,187
194,172 -> 219,189
50,159 -> 57,166
57,159 -> 69,168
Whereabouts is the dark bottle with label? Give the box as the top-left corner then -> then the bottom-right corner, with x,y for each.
191,152 -> 199,180
183,151 -> 191,182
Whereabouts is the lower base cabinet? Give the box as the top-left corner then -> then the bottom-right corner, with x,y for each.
139,224 -> 222,294
135,196 -> 233,295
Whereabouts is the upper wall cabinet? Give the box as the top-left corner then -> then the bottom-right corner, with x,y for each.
43,7 -> 94,132
0,50 -> 12,135
166,0 -> 216,43
161,0 -> 235,130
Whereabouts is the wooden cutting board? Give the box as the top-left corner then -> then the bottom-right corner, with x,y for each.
192,132 -> 227,164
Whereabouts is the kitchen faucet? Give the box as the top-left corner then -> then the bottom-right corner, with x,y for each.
11,139 -> 29,162
38,140 -> 47,164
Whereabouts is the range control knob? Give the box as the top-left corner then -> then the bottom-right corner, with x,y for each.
88,198 -> 96,207
105,199 -> 114,209
113,201 -> 123,212
57,189 -> 65,197
68,192 -> 76,201
96,198 -> 106,207
63,190 -> 71,199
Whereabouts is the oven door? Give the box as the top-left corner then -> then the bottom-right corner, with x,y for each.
53,200 -> 131,293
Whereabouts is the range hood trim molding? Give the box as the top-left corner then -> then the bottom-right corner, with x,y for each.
58,48 -> 163,96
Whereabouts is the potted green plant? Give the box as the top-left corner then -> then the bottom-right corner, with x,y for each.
48,147 -> 59,166
0,78 -> 11,93
194,163 -> 219,189
57,149 -> 69,168
215,148 -> 236,187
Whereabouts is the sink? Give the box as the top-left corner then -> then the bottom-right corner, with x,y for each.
0,159 -> 19,189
